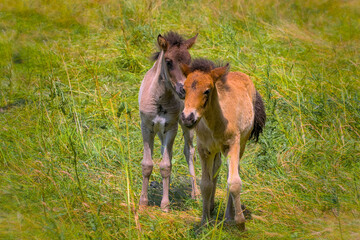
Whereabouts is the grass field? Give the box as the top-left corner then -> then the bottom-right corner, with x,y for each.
1,0 -> 359,239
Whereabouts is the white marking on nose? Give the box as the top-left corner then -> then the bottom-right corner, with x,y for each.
183,108 -> 196,118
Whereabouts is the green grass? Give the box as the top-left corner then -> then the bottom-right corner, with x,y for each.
1,0 -> 359,239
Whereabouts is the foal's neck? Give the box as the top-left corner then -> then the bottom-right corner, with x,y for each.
203,87 -> 226,136
149,57 -> 168,91
148,58 -> 178,106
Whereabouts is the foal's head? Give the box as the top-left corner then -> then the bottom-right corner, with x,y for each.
153,31 -> 198,99
180,59 -> 229,128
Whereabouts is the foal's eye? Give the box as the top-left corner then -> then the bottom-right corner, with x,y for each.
165,59 -> 173,69
203,89 -> 210,95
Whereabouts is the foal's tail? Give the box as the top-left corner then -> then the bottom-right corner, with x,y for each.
249,90 -> 266,142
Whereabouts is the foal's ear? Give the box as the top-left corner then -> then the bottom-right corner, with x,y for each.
184,33 -> 198,49
210,63 -> 229,82
180,63 -> 191,77
157,34 -> 168,51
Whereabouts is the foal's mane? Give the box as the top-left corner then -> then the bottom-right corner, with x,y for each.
151,31 -> 186,61
190,58 -> 215,73
190,58 -> 229,80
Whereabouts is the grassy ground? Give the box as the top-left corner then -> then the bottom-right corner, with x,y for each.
1,0 -> 359,239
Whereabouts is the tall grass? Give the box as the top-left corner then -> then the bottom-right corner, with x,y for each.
0,0 -> 359,239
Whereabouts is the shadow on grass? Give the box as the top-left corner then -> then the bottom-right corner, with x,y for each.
188,202 -> 253,239
0,99 -> 32,113
146,176 -> 253,238
147,176 -> 253,221
147,176 -> 194,211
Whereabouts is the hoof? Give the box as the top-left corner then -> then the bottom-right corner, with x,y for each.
161,206 -> 170,212
235,214 -> 246,231
191,187 -> 200,200
139,198 -> 149,212
225,219 -> 246,231
139,198 -> 148,207
238,222 -> 246,232
160,201 -> 170,212
138,204 -> 148,212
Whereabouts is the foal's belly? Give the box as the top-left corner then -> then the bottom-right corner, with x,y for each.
152,114 -> 177,133
141,110 -> 179,134
140,96 -> 181,135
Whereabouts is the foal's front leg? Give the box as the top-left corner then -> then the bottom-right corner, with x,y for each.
198,145 -> 215,225
210,153 -> 222,212
180,123 -> 199,199
159,125 -> 178,212
139,122 -> 155,207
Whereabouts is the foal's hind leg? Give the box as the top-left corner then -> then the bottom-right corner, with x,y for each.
225,143 -> 247,221
180,123 -> 199,199
139,122 -> 155,207
158,125 -> 178,212
226,140 -> 246,231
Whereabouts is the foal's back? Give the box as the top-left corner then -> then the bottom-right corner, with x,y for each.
216,72 -> 257,133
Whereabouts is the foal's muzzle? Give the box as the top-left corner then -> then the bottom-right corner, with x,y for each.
181,111 -> 197,128
175,83 -> 186,100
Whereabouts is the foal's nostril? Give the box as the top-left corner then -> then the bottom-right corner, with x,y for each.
180,85 -> 185,94
188,112 -> 195,122
178,85 -> 185,99
182,112 -> 196,126
181,112 -> 185,120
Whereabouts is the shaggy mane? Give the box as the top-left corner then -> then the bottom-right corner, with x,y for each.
163,31 -> 185,47
190,58 -> 230,75
151,31 -> 186,61
190,58 -> 215,73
